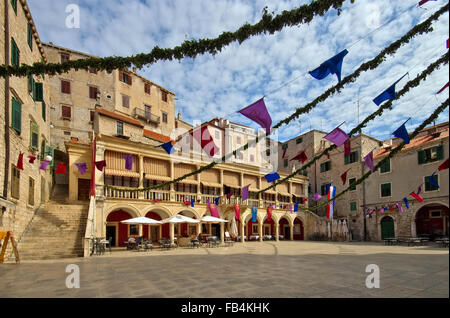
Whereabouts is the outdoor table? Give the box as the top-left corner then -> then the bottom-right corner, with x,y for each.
263,235 -> 272,241
236,235 -> 247,241
249,235 -> 260,241
384,237 -> 398,246
206,236 -> 219,247
435,238 -> 449,248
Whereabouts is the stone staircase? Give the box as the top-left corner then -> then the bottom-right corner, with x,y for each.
15,202 -> 89,260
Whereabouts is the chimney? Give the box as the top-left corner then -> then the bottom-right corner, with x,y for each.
177,112 -> 181,120
132,67 -> 137,73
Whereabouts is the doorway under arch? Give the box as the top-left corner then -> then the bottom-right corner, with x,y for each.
106,210 -> 134,247
415,204 -> 449,239
293,217 -> 304,240
380,216 -> 395,240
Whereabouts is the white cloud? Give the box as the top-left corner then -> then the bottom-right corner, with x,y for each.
27,0 -> 449,143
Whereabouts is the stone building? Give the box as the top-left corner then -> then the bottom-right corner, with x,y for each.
364,122 -> 449,241
0,0 -> 52,239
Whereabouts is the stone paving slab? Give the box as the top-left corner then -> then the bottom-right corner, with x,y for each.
0,241 -> 448,298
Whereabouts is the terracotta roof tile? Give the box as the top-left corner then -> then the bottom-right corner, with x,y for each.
374,128 -> 449,159
143,129 -> 172,143
97,108 -> 143,127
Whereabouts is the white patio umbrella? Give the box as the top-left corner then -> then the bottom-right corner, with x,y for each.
120,216 -> 162,224
161,214 -> 200,224
201,216 -> 228,223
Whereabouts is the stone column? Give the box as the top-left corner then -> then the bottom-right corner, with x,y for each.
289,182 -> 293,204
220,222 -> 225,244
170,223 -> 174,245
258,177 -> 263,208
240,221 -> 245,243
95,142 -> 106,198
275,222 -> 279,242
197,223 -> 202,235
219,169 -> 224,204
170,161 -> 175,201
138,155 -> 144,200
290,223 -> 294,241
259,221 -> 263,242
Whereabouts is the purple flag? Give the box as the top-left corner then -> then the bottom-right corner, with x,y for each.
75,163 -> 88,175
313,193 -> 322,201
241,184 -> 250,201
40,160 -> 50,171
396,202 -> 403,213
364,151 -> 374,172
417,185 -> 422,196
324,127 -> 349,147
124,155 -> 133,171
290,204 -> 293,214
238,98 -> 272,134
206,198 -> 210,204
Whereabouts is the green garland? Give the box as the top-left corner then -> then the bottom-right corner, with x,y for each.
255,51 -> 449,196
0,0 -> 353,78
303,97 -> 449,212
104,3 -> 448,194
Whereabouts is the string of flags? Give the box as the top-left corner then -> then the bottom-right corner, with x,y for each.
365,157 -> 448,217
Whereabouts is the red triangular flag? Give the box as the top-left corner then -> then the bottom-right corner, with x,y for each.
95,160 -> 106,171
28,155 -> 36,164
389,205 -> 393,212
226,193 -> 232,199
55,162 -> 67,174
438,158 -> 449,171
410,192 -> 424,203
437,82 -> 449,94
344,140 -> 351,155
340,170 -> 348,185
191,125 -> 219,157
290,151 -> 307,164
17,152 -> 24,170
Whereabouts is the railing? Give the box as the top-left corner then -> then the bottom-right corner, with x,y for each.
144,190 -> 170,201
133,107 -> 160,124
105,187 -> 139,199
200,194 -> 217,204
242,199 -> 259,208
175,192 -> 197,203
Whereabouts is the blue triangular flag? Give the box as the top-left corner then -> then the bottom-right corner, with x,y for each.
373,74 -> 407,106
393,119 -> 410,144
214,197 -> 220,205
294,202 -> 299,212
403,197 -> 410,209
264,172 -> 280,183
309,49 -> 349,83
251,207 -> 257,222
190,199 -> 195,207
157,141 -> 176,154
429,173 -> 439,188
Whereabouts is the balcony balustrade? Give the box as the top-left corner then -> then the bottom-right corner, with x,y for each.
133,107 -> 160,124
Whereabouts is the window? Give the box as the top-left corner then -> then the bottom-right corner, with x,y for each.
11,0 -> 17,14
89,86 -> 98,99
424,175 -> 439,192
345,151 -> 358,165
284,159 -> 288,168
33,82 -> 43,101
30,121 -> 39,149
145,83 -> 151,94
122,95 -> 130,108
418,145 -> 444,165
252,224 -> 258,234
117,121 -> 124,136
28,177 -> 35,206
129,225 -> 139,235
144,105 -> 151,118
60,53 -> 70,63
11,38 -> 20,67
119,71 -> 132,85
282,143 -> 288,149
64,131 -> 71,136
41,101 -> 46,122
90,111 -> 95,122
349,178 -> 356,191
250,154 -> 255,162
162,112 -> 168,123
161,91 -> 168,102
61,80 -> 71,94
27,24 -> 33,51
320,161 -> 331,173
61,105 -> 71,119
41,140 -> 46,158
321,184 -> 331,196
11,97 -> 21,134
380,183 -> 391,197
11,165 -> 20,199
296,137 -> 303,144
379,158 -> 391,173
430,211 -> 441,218
350,202 -> 357,211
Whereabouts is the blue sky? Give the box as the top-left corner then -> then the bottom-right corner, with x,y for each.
27,0 -> 449,142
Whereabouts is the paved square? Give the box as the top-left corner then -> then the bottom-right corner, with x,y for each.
0,241 -> 448,298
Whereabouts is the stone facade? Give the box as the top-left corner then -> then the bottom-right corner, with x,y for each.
0,0 -> 52,240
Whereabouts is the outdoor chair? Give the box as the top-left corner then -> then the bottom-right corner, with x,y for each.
190,238 -> 200,248
224,232 -> 234,247
126,237 -> 137,250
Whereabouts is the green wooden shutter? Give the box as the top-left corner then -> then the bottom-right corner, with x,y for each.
436,145 -> 444,160
418,150 -> 426,165
27,23 -> 33,50
344,154 -> 349,165
45,145 -> 54,167
11,98 -> 21,134
42,101 -> 46,122
11,0 -> 17,14
34,82 -> 43,102
28,75 -> 34,94
30,121 -> 39,149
